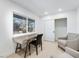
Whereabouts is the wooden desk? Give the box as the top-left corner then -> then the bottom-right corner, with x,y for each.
13,32 -> 37,58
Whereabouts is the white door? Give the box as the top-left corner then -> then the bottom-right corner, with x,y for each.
44,20 -> 55,41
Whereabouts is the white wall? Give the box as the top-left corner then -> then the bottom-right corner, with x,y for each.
76,8 -> 79,33
0,0 -> 39,57
41,10 -> 77,40
35,19 -> 44,34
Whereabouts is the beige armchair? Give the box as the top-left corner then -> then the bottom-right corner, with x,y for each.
57,33 -> 79,51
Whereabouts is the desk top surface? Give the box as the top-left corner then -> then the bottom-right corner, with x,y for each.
13,32 -> 37,38
13,32 -> 37,44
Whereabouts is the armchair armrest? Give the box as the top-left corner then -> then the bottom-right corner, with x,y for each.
58,36 -> 67,40
65,47 -> 79,58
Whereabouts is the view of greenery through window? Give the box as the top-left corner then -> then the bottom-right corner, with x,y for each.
13,14 -> 35,34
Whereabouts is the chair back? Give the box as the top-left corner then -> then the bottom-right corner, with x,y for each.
36,34 -> 43,45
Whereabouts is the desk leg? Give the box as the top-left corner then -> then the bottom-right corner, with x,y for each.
15,43 -> 22,53
24,44 -> 27,58
29,44 -> 31,55
15,43 -> 18,53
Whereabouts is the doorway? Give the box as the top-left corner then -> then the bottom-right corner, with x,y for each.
55,18 -> 67,40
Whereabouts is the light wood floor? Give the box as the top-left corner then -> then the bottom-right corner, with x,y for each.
8,40 -> 65,58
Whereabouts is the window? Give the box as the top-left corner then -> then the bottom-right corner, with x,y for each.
28,18 -> 35,32
13,14 -> 26,34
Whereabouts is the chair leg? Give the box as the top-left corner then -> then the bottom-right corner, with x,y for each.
41,43 -> 42,51
36,45 -> 38,55
20,44 -> 22,49
24,44 -> 27,58
15,43 -> 18,53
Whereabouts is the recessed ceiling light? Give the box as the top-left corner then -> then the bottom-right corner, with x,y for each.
44,12 -> 48,15
58,8 -> 62,12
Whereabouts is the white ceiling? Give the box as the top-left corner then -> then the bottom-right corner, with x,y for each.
11,0 -> 79,17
